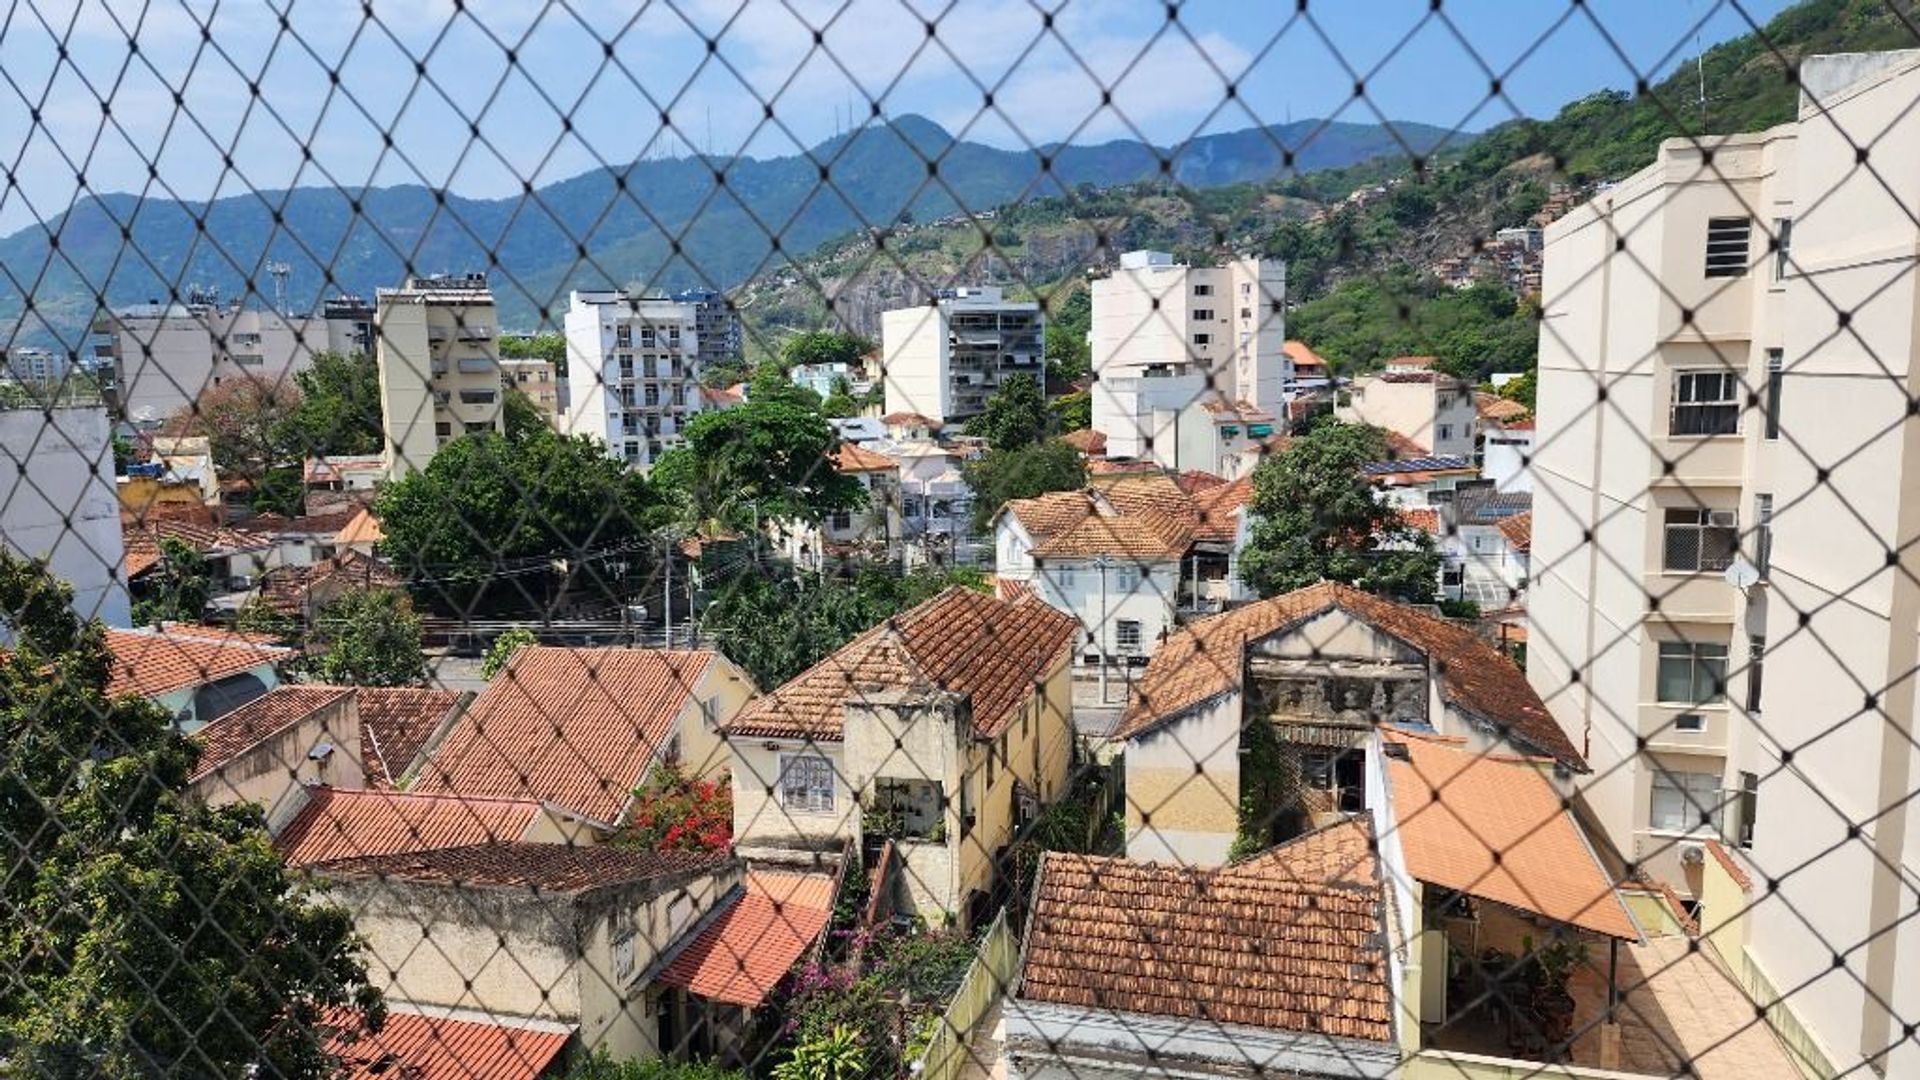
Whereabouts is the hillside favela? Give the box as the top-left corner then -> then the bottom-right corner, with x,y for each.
4,1 -> 1920,1078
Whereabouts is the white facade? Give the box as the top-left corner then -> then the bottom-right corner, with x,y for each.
562,290 -> 705,471
880,287 -> 1043,423
374,274 -> 504,478
92,299 -> 341,425
1479,420 -> 1535,493
1030,555 -> 1180,668
1338,366 -> 1477,458
0,404 -> 129,626
1089,251 -> 1289,465
1529,50 -> 1920,1077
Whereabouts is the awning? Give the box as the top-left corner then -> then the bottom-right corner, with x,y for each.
658,871 -> 835,1008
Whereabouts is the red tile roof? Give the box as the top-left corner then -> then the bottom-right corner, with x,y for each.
1384,732 -> 1636,939
1018,825 -> 1392,1041
1116,582 -> 1582,768
832,443 -> 898,473
336,507 -> 385,546
727,587 -> 1076,742
190,684 -> 354,783
322,1007 -> 571,1080
1060,428 -> 1107,457
105,626 -> 292,700
1497,510 -> 1532,554
317,842 -> 730,893
412,647 -> 716,825
1176,470 -> 1227,493
1029,507 -> 1191,561
1282,340 -> 1331,372
277,787 -> 545,867
659,871 -> 835,1007
358,686 -> 463,787
1400,508 -> 1443,537
1189,476 -> 1253,544
1474,391 -> 1530,423
1002,491 -> 1096,541
881,411 -> 943,429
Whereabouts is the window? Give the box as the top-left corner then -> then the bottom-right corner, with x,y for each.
1116,619 -> 1143,652
1651,769 -> 1724,833
1670,370 -> 1740,436
1704,216 -> 1752,278
1192,284 -> 1213,297
1437,423 -> 1454,443
1773,217 -> 1793,280
780,754 -> 835,814
830,510 -> 852,531
1663,507 -> 1738,572
1192,333 -> 1211,346
1657,640 -> 1729,705
1303,752 -> 1334,790
1753,493 -> 1773,575
615,326 -> 632,348
1737,771 -> 1760,848
1111,565 -> 1139,592
1764,350 -> 1783,440
1192,308 -> 1214,321
1673,713 -> 1706,732
435,422 -> 453,439
1746,634 -> 1766,714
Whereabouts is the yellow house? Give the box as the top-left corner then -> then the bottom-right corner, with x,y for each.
723,586 -> 1077,929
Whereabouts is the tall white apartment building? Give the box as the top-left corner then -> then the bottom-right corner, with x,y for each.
90,293 -> 341,424
1530,50 -> 1920,1077
374,274 -> 504,478
1089,251 -> 1288,472
880,286 -> 1043,423
0,402 -> 128,626
562,290 -> 704,470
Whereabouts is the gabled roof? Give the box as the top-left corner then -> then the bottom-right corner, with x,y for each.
659,871 -> 835,1007
322,1007 -> 571,1080
1224,817 -> 1377,889
1029,507 -> 1191,562
257,550 -> 403,615
1001,490 -> 1096,541
1282,340 -> 1331,371
726,587 -> 1076,742
412,647 -> 718,825
1060,428 -> 1107,457
1474,390 -> 1530,423
1089,470 -> 1190,518
1189,476 -> 1253,544
335,507 -> 384,546
1018,822 -> 1392,1042
316,842 -> 731,894
122,517 -> 271,578
105,626 -> 292,700
1399,507 -> 1443,537
277,787 -> 545,866
1116,582 -> 1582,768
1383,732 -> 1636,939
190,684 -> 354,783
1497,510 -> 1533,554
881,411 -> 943,428
832,443 -> 899,474
358,686 -> 463,787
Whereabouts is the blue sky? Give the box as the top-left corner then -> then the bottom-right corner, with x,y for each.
0,0 -> 1795,233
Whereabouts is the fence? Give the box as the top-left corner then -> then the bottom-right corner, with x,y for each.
911,909 -> 1020,1080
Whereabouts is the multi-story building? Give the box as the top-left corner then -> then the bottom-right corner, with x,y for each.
672,288 -> 743,372
1529,50 -> 1920,1077
1089,250 -> 1289,469
321,295 -> 376,356
1338,356 -> 1477,458
91,292 -> 337,424
501,357 -> 561,427
373,274 -> 503,478
563,290 -> 705,471
0,401 -> 129,625
880,286 -> 1043,423
2,346 -> 63,384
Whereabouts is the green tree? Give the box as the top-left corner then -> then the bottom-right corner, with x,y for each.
967,372 -> 1050,452
235,596 -> 298,643
499,331 -> 570,376
376,429 -> 659,590
1239,420 -> 1440,603
774,1025 -> 866,1080
820,375 -> 859,418
502,384 -> 548,441
963,439 -> 1087,532
253,464 -> 307,517
780,330 -> 872,371
165,378 -> 301,486
563,1052 -> 743,1080
130,536 -> 211,627
278,350 -> 383,458
481,627 -> 537,679
0,550 -> 382,1076
304,588 -> 429,687
1498,368 -> 1537,410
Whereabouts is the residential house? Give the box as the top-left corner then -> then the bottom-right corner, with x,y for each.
412,647 -> 756,830
334,506 -> 384,557
1114,582 -> 1584,867
105,623 -> 292,731
1435,486 -> 1532,608
721,587 -> 1078,929
276,787 -> 595,867
304,454 -> 385,495
1362,453 -> 1482,508
1480,415 -> 1535,494
356,685 -> 465,787
119,436 -> 221,513
1283,338 -> 1333,388
252,549 -> 403,621
1338,358 -> 1477,459
1059,427 -> 1107,460
880,411 -> 943,442
122,511 -> 273,596
315,844 -> 740,1061
784,443 -> 900,570
320,1007 -> 573,1080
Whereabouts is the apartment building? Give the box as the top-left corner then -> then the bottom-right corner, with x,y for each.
501,356 -> 561,427
1089,250 -> 1289,469
373,274 -> 504,478
880,286 -> 1043,423
2,346 -> 63,384
91,293 -> 340,424
672,288 -> 744,371
1337,356 -> 1477,458
0,402 -> 129,625
1529,50 -> 1920,1077
563,290 -> 705,470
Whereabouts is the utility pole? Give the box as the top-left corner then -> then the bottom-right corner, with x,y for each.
663,539 -> 672,646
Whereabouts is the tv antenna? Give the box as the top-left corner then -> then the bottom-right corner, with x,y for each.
267,261 -> 292,317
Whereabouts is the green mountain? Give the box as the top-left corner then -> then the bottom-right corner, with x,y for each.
0,115 -> 1456,346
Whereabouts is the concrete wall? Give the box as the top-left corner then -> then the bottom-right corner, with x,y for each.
376,287 -> 502,478
678,654 -> 757,781
729,737 -> 857,857
1124,694 -> 1241,866
190,692 -> 363,820
0,406 -> 129,626
881,305 -> 952,422
1340,376 -> 1475,457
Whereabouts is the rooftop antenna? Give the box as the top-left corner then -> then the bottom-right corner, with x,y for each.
1694,3 -> 1707,128
267,261 -> 291,317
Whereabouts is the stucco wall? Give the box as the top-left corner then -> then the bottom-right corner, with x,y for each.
190,693 -> 363,819
729,737 -> 857,855
0,406 -> 130,627
1125,694 -> 1240,867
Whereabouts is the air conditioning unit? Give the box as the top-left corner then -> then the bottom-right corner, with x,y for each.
1679,841 -> 1706,866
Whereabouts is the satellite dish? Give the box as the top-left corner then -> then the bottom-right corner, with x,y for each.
1723,556 -> 1760,590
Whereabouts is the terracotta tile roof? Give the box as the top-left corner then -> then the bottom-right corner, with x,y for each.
105,626 -> 292,700
1704,839 -> 1753,892
1474,391 -> 1530,423
1090,470 -> 1190,518
1400,508 -> 1443,537
1384,732 -> 1636,939
1086,458 -> 1162,475
659,871 -> 835,1007
257,551 -> 404,615
303,455 -> 386,485
881,411 -> 943,428
1379,430 -> 1433,460
700,384 -> 746,408
190,684 -> 354,782
318,842 -> 730,893
156,620 -> 286,646
1224,817 -> 1378,889
335,507 -> 384,546
1189,476 -> 1253,544
832,443 -> 899,474
1176,470 -> 1227,493
1115,582 -> 1583,768
1388,355 -> 1437,368
412,647 -> 716,825
122,518 -> 271,578
1030,507 -> 1191,562
1199,398 -> 1275,421
1282,340 -> 1331,372
279,787 -> 544,866
1497,510 -> 1532,553
727,586 -> 1076,742
1060,428 -> 1107,456
1506,418 -> 1536,432
994,577 -> 1034,603
1002,490 -> 1096,541
358,686 -> 463,787
322,1007 -> 571,1080
1017,836 -> 1392,1041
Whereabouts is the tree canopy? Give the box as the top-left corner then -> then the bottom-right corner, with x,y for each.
303,588 -> 430,687
499,331 -> 570,376
130,536 -> 211,627
963,439 -> 1087,532
278,350 -> 383,459
165,378 -> 301,486
780,330 -> 872,371
0,550 -> 381,1076
967,373 -> 1050,452
1286,269 -> 1537,384
1239,420 -> 1440,603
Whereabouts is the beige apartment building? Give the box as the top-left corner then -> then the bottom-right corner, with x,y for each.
92,295 -> 343,425
501,356 -> 561,427
880,286 -> 1044,423
563,290 -> 707,471
1530,50 -> 1920,1077
374,274 -> 504,478
1337,356 -> 1477,457
1089,250 -> 1288,470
